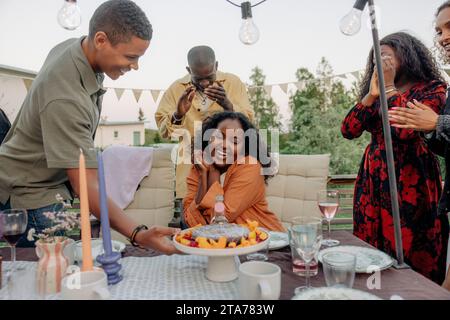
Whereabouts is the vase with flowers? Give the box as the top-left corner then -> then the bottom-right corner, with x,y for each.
27,194 -> 80,294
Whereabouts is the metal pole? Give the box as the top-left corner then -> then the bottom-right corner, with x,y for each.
367,0 -> 407,268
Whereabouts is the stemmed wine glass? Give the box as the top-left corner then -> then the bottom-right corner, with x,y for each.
317,190 -> 340,247
290,217 -> 323,294
0,209 -> 28,273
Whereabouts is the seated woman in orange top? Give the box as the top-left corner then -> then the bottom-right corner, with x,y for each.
183,111 -> 284,231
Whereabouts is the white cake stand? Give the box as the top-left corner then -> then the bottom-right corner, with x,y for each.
173,232 -> 270,282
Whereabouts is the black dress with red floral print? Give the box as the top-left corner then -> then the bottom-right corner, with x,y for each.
341,80 -> 450,284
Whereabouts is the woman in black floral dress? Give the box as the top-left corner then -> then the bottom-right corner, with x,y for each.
341,32 -> 449,284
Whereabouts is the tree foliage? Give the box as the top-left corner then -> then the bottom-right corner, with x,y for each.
248,67 -> 281,130
249,58 -> 370,175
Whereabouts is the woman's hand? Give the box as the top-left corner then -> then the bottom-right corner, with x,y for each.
388,99 -> 439,132
361,71 -> 379,106
193,150 -> 210,175
369,70 -> 380,98
135,226 -> 181,255
207,164 -> 222,189
381,54 -> 396,88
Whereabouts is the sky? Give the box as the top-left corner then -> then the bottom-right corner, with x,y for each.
0,0 -> 446,128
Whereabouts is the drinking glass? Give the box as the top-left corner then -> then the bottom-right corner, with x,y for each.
288,226 -> 318,276
290,217 -> 323,294
322,251 -> 356,288
317,190 -> 340,247
6,267 -> 46,300
0,209 -> 28,273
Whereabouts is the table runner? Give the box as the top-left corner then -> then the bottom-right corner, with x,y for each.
0,255 -> 239,300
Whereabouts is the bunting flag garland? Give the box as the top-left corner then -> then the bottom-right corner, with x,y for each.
22,78 -> 33,92
279,83 -> 289,94
151,90 -> 162,103
18,69 -> 366,104
132,89 -> 143,103
247,87 -> 258,95
295,81 -> 306,91
114,88 -> 125,101
351,71 -> 361,79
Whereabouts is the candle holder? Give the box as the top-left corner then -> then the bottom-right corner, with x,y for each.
96,251 -> 123,285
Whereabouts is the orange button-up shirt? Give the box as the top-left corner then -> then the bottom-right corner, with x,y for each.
183,158 -> 285,232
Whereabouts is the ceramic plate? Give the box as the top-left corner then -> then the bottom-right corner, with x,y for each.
318,245 -> 394,273
292,287 -> 382,300
268,231 -> 289,250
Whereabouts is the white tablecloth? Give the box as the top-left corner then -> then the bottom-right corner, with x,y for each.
0,255 -> 239,300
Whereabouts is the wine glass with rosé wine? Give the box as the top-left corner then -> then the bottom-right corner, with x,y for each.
317,190 -> 340,247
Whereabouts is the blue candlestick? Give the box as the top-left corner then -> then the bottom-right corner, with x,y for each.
97,150 -> 113,255
96,150 -> 123,285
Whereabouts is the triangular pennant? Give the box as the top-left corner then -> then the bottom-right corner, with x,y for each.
279,83 -> 289,94
264,85 -> 272,96
247,87 -> 258,95
150,90 -> 161,103
23,78 -> 33,92
114,88 -> 125,101
295,81 -> 306,91
132,89 -> 143,103
351,71 -> 360,79
337,74 -> 348,79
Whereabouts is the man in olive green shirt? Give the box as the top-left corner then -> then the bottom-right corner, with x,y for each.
0,0 -> 179,252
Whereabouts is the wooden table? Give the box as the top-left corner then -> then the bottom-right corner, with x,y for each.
1,231 -> 449,300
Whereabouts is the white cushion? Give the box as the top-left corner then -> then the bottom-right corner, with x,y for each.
266,154 -> 330,224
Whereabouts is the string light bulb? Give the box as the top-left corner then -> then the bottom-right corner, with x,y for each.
339,0 -> 367,36
239,2 -> 260,45
57,0 -> 82,31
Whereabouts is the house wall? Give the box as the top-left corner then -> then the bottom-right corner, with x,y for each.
94,123 -> 145,148
0,75 -> 27,123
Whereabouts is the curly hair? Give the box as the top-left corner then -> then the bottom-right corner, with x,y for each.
89,0 -> 152,45
434,1 -> 450,64
196,112 -> 274,183
358,32 -> 445,101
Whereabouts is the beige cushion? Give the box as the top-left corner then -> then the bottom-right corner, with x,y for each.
266,154 -> 330,227
111,145 -> 176,242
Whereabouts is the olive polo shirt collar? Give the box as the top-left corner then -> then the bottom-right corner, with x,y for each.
70,36 -> 106,96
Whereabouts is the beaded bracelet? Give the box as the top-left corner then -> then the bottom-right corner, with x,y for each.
129,224 -> 149,247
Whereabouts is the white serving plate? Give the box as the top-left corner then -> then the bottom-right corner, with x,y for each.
292,287 -> 382,300
318,245 -> 394,273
